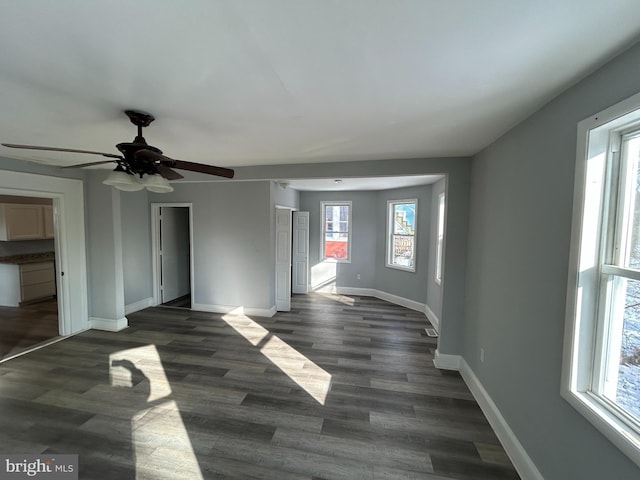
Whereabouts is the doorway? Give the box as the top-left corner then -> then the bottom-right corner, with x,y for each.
275,208 -> 309,312
151,204 -> 193,309
0,195 -> 59,360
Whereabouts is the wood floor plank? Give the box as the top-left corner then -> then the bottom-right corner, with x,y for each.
0,293 -> 520,479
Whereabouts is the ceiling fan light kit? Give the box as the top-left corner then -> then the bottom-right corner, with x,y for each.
102,168 -> 144,192
2,110 -> 234,194
141,174 -> 174,193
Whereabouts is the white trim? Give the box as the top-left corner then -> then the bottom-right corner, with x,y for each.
460,358 -> 544,480
435,191 -> 446,284
151,203 -> 194,307
432,350 -> 461,370
322,286 -> 430,317
192,303 -> 277,318
563,90 -> 640,468
90,316 -> 128,332
386,198 -> 418,272
333,286 -> 376,296
125,297 -> 154,315
320,200 -> 352,263
374,289 -> 425,313
424,304 -> 440,332
0,171 -> 88,336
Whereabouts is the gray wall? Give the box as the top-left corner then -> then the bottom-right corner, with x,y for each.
374,185 -> 432,303
426,177 -> 446,324
299,184 -> 434,306
232,156 -> 470,354
85,172 -> 125,321
300,190 -> 378,290
120,189 -> 152,306
464,42 -> 640,478
271,181 -> 299,209
149,181 -> 273,311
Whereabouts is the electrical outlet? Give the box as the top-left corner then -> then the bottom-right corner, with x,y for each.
356,273 -> 361,280
480,348 -> 485,363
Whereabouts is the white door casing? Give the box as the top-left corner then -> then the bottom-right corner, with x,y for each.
159,206 -> 191,303
151,203 -> 194,307
275,208 -> 292,311
292,211 -> 309,294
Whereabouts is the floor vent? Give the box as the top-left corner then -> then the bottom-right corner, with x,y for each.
425,328 -> 438,337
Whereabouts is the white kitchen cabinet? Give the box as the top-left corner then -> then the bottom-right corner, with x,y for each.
0,203 -> 54,241
0,260 -> 56,306
20,261 -> 56,302
43,205 -> 54,239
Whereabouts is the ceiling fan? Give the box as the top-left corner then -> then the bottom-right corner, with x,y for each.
1,110 -> 234,193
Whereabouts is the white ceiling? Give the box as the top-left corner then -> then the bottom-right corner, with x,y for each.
1,1 -> 640,175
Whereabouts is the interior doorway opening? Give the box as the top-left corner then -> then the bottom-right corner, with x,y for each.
0,195 -> 59,360
152,204 -> 193,310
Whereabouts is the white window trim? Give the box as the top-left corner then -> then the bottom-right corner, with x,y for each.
563,90 -> 640,468
435,192 -> 445,285
320,201 -> 352,263
385,198 -> 417,272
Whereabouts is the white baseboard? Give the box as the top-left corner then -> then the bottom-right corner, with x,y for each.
459,358 -> 543,480
125,297 -> 154,315
334,287 -> 375,296
433,349 -> 461,370
330,287 -> 430,317
89,316 -> 128,332
192,303 -> 277,318
373,289 -> 426,313
424,304 -> 440,332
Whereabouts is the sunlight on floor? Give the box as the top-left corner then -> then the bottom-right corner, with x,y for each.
222,307 -> 332,405
109,345 -> 204,480
316,291 -> 356,306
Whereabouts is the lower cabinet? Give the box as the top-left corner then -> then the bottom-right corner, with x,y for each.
20,262 -> 56,302
0,261 -> 56,306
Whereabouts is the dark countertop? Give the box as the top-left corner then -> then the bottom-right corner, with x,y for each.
0,252 -> 55,265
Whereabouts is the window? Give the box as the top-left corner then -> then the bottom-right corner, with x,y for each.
564,92 -> 640,467
435,192 -> 445,284
321,201 -> 351,262
386,199 -> 417,271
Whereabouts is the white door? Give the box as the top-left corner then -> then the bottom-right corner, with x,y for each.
160,207 -> 191,303
292,211 -> 309,294
275,208 -> 292,311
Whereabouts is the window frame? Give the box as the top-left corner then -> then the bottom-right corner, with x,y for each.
435,192 -> 445,285
320,201 -> 352,263
385,198 -> 418,272
563,91 -> 640,468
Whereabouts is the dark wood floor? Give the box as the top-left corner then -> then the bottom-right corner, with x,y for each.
0,298 -> 59,360
162,294 -> 192,309
0,293 -> 519,479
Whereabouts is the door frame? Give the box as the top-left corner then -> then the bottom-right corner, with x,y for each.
292,210 -> 309,294
151,203 -> 194,307
275,206 -> 293,311
0,172 -> 88,337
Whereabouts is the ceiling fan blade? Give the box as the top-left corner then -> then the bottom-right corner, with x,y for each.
2,143 -> 122,159
135,148 -> 234,179
157,164 -> 184,180
172,159 -> 235,179
60,159 -> 120,169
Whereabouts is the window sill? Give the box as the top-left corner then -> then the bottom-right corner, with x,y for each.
385,263 -> 415,273
561,387 -> 640,468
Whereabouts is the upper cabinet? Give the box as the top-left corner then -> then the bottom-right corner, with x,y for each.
43,205 -> 54,239
0,203 -> 54,241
